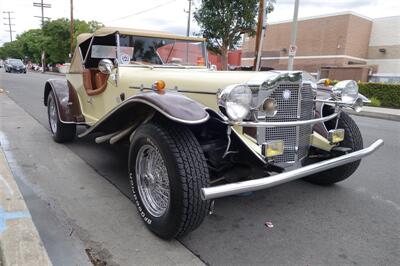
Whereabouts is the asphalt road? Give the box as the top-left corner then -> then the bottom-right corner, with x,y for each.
1,71 -> 400,265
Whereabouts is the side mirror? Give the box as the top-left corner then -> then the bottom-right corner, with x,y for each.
98,59 -> 114,74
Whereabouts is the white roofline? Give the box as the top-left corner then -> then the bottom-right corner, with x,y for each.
371,15 -> 400,21
268,11 -> 372,25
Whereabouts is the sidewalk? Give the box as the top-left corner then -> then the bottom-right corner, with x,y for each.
347,106 -> 400,122
0,91 -> 204,265
0,147 -> 52,266
28,71 -> 65,76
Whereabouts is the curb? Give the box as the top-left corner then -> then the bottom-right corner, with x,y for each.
347,110 -> 400,122
0,147 -> 52,266
28,71 -> 65,76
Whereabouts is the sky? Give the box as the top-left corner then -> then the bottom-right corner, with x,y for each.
0,0 -> 399,45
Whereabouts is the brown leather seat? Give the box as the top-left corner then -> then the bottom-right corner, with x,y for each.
83,69 -> 109,96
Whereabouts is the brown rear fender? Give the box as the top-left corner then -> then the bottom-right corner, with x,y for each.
79,91 -> 210,137
44,79 -> 85,124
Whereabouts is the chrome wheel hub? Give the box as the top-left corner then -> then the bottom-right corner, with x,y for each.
48,96 -> 57,133
135,144 -> 170,217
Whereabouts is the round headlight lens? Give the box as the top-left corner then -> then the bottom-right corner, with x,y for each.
223,84 -> 252,121
332,80 -> 359,104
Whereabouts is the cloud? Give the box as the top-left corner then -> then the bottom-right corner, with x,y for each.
0,0 -> 399,46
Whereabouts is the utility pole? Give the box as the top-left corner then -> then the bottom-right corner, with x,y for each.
288,0 -> 300,71
3,11 -> 15,42
255,0 -> 270,71
70,0 -> 74,59
186,0 -> 192,37
253,0 -> 265,71
33,0 -> 51,72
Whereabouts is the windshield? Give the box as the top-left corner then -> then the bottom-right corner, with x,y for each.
118,35 -> 207,67
9,59 -> 24,66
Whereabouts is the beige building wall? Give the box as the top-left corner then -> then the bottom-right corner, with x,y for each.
242,12 -> 372,73
367,16 -> 400,82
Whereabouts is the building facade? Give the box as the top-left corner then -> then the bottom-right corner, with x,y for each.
367,16 -> 400,83
241,12 -> 400,82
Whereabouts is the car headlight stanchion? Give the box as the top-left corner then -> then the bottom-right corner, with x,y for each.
217,84 -> 252,121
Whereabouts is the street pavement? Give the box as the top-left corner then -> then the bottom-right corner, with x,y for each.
1,71 -> 400,265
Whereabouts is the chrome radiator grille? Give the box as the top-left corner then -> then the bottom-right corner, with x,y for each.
260,83 -> 314,164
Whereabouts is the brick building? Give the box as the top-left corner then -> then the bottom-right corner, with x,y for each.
241,12 -> 400,82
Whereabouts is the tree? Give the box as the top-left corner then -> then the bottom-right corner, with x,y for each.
0,19 -> 103,64
194,0 -> 275,70
194,0 -> 259,70
0,41 -> 23,59
42,18 -> 72,64
42,18 -> 103,64
18,29 -> 45,63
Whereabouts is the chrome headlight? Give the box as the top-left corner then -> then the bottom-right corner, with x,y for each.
217,84 -> 252,121
332,80 -> 359,104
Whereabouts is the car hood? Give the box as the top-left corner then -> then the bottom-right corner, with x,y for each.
118,67 -> 300,94
9,63 -> 24,67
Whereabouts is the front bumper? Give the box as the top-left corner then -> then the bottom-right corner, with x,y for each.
201,139 -> 384,200
10,68 -> 25,73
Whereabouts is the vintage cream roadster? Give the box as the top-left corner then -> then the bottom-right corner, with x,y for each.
43,27 -> 383,239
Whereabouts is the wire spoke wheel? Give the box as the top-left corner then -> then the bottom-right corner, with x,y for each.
135,144 -> 170,217
129,122 -> 209,239
48,96 -> 58,134
46,91 -> 76,143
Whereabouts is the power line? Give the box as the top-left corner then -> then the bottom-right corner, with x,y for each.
3,11 -> 15,42
107,0 -> 177,23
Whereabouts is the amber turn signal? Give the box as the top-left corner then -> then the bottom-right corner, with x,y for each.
262,140 -> 284,158
153,80 -> 166,91
324,79 -> 332,86
328,129 -> 345,144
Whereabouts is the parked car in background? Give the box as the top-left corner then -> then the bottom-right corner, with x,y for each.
43,27 -> 384,239
4,59 -> 27,73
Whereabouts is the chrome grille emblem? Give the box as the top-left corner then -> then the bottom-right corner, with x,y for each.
282,89 -> 291,100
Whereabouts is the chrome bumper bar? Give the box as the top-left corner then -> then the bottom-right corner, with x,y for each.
231,112 -> 338,128
201,139 -> 384,200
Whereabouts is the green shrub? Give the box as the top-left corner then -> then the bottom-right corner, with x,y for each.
358,82 -> 400,109
369,97 -> 381,107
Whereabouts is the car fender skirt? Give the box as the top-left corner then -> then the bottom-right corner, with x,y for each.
44,79 -> 85,124
79,91 -> 210,137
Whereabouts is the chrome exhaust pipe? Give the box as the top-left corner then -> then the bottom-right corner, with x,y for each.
201,139 -> 384,200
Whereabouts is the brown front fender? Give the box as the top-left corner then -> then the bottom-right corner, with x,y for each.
79,91 -> 210,137
44,79 -> 85,124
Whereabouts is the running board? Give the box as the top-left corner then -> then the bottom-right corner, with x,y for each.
201,139 -> 384,200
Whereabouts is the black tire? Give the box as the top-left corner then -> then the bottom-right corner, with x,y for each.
128,121 -> 210,239
303,112 -> 363,185
47,91 -> 76,143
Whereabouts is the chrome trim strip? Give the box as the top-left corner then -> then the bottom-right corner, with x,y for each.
128,86 -> 217,95
119,64 -> 208,69
201,139 -> 384,200
233,112 -> 338,128
83,36 -> 94,64
78,97 -> 210,138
